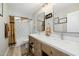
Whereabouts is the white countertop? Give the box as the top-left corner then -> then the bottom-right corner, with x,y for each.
30,33 -> 79,56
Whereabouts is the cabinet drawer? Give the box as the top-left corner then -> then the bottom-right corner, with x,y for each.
42,43 -> 53,55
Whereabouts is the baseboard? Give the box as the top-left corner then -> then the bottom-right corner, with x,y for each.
4,47 -> 9,56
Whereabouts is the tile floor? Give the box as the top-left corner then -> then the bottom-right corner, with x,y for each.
6,46 -> 21,56
6,45 -> 28,56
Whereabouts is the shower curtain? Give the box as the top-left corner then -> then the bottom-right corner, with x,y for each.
15,17 -> 31,46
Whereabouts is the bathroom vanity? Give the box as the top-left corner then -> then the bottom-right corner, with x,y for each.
29,33 -> 79,56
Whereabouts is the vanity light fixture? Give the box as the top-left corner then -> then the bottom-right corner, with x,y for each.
0,3 -> 3,17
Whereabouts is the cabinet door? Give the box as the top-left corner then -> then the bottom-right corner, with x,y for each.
42,43 -> 53,56
34,39 -> 42,56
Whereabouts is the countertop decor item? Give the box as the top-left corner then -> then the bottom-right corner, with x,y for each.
45,26 -> 51,36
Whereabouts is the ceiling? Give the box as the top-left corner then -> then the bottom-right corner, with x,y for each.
7,3 -> 79,19
7,3 -> 44,18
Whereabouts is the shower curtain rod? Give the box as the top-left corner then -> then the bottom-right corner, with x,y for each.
11,15 -> 32,20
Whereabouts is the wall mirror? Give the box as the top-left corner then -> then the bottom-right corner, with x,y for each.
53,3 -> 79,33
37,12 -> 45,32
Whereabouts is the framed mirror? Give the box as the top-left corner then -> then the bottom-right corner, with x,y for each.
53,3 -> 79,33
37,12 -> 45,32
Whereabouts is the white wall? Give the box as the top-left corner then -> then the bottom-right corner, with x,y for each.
67,11 -> 79,32
0,4 -> 9,55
